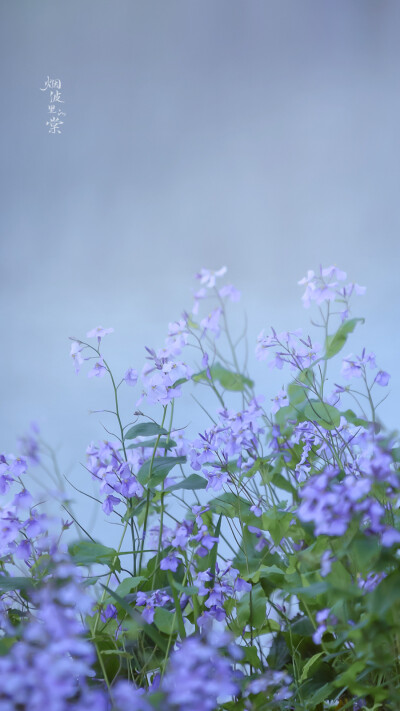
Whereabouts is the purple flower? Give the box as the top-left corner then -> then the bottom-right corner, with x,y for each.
312,608 -> 331,644
124,368 -> 138,387
375,370 -> 390,386
196,266 -> 227,288
250,501 -> 262,517
12,488 -> 33,510
162,629 -> 240,711
204,467 -> 229,492
87,359 -> 107,378
381,527 -> 400,547
341,354 -> 363,379
201,352 -> 212,380
271,388 -> 289,415
200,308 -> 222,337
160,553 -> 180,572
322,266 -> 347,281
192,287 -> 207,315
219,284 -> 241,302
70,341 -> 84,374
112,681 -> 153,711
86,326 -> 114,339
194,525 -> 219,556
15,539 -> 31,560
100,604 -> 118,622
320,550 -> 335,577
102,494 -> 121,515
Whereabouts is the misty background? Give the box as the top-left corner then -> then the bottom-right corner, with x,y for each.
1,1 -> 399,543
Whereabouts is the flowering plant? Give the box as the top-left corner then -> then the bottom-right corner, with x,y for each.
1,265 -> 399,711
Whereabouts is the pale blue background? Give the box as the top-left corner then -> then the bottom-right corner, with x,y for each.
0,1 -> 399,540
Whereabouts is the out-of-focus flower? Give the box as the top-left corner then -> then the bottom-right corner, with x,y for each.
124,367 -> 138,387
86,326 -> 114,339
196,266 -> 227,289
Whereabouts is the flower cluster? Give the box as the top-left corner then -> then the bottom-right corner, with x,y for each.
0,556 -> 104,711
190,398 -> 264,485
1,264 -> 398,711
86,440 -> 144,514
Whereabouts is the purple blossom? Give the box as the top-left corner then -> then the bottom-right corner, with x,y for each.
196,266 -> 227,288
322,266 -> 347,281
204,467 -> 229,491
124,367 -> 138,386
250,501 -> 262,517
245,670 -> 292,701
166,318 -> 189,354
102,494 -> 121,515
112,681 -> 153,711
219,284 -> 241,302
87,359 -> 107,378
70,341 -> 84,374
201,351 -> 212,380
86,326 -> 114,339
162,629 -> 240,711
0,556 -> 104,710
375,370 -> 390,386
192,287 -> 207,315
312,608 -> 337,645
341,350 -> 376,379
100,603 -> 118,622
136,589 -> 172,625
18,423 -> 41,465
200,308 -> 222,337
160,553 -> 180,571
193,524 -> 219,557
271,388 -> 289,415
320,550 -> 335,577
381,527 -> 400,547
247,526 -> 269,551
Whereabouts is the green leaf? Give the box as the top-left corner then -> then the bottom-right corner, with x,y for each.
290,615 -> 314,636
127,438 -> 176,451
154,607 -> 179,635
165,473 -> 207,492
125,422 -> 168,440
137,455 -> 186,486
368,569 -> 400,616
237,584 -> 266,629
172,582 -> 199,595
115,576 -> 146,597
302,400 -> 341,429
0,638 -> 16,655
209,492 -> 255,522
267,633 -> 291,670
289,581 -> 330,597
340,409 -> 372,429
325,318 -> 364,359
0,576 -> 34,592
68,541 -> 121,571
242,645 -> 262,670
287,382 -> 308,406
271,471 -> 296,495
300,652 -> 324,682
260,509 -> 293,545
193,362 -> 254,392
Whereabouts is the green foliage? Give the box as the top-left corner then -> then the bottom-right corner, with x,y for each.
193,361 -> 254,391
324,317 -> 364,359
137,455 -> 186,486
68,541 -> 121,571
125,422 -> 168,439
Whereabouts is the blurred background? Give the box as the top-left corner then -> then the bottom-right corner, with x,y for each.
1,1 -> 399,540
